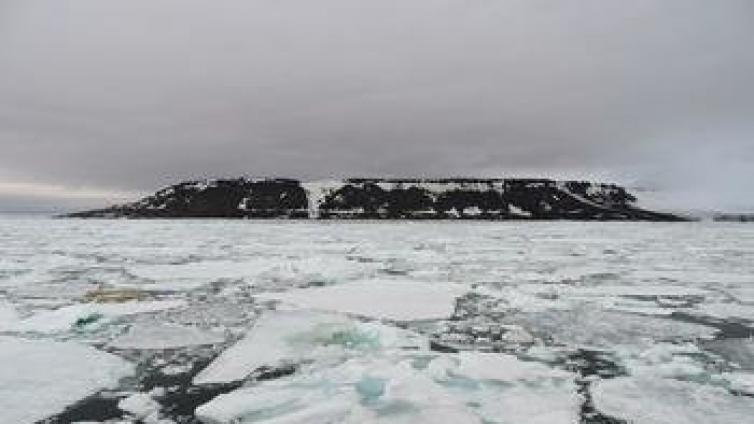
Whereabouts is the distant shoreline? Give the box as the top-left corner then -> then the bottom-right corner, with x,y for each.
64,177 -> 690,222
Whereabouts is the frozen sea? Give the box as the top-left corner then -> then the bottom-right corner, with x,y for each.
0,217 -> 753,423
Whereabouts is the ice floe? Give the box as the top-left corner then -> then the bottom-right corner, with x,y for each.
592,376 -> 754,424
196,351 -> 580,424
723,371 -> 754,395
0,336 -> 133,423
8,299 -> 186,333
129,256 -> 378,291
510,305 -> 719,348
118,392 -> 162,421
696,302 -> 754,321
194,310 -> 425,385
0,301 -> 20,331
109,322 -> 225,350
565,284 -> 711,298
256,280 -> 468,321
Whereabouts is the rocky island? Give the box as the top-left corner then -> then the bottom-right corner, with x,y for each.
66,178 -> 685,221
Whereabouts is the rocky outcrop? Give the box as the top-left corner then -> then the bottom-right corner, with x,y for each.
67,178 -> 308,219
66,177 -> 687,221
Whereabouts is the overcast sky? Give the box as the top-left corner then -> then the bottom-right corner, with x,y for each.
1,0 -> 752,212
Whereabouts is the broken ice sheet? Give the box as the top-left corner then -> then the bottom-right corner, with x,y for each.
194,310 -> 426,385
704,338 -> 754,370
108,322 -> 225,350
129,256 -> 378,291
118,392 -> 162,421
592,376 -> 754,424
722,371 -> 754,395
7,299 -> 186,334
196,352 -> 580,424
694,301 -> 754,321
255,280 -> 469,321
508,304 -> 718,349
0,336 -> 133,423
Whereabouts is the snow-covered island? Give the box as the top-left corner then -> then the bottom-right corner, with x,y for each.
65,177 -> 686,221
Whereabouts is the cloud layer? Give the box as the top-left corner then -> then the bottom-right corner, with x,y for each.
1,0 -> 752,211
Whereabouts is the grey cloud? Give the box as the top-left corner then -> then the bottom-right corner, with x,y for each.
0,0 -> 752,211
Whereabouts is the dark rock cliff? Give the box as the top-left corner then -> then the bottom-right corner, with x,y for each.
65,178 -> 686,221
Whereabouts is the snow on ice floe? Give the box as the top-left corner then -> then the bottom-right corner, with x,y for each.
563,284 -> 711,298
0,301 -> 20,331
695,302 -> 754,321
129,256 -> 378,291
428,351 -> 573,381
194,309 -> 578,424
129,260 -> 265,290
0,336 -> 133,424
728,287 -> 754,303
194,310 -> 426,385
8,299 -> 186,334
256,280 -> 468,321
509,305 -> 718,348
118,392 -> 162,421
196,352 -> 579,424
705,338 -> 754,370
108,322 -> 225,350
592,376 -> 754,424
722,372 -> 754,395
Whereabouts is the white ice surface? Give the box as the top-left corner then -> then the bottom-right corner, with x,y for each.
431,351 -> 573,382
592,376 -> 754,424
130,260 -> 268,290
196,352 -> 579,424
0,336 -> 133,424
9,300 -> 186,333
194,310 -> 425,385
723,372 -> 754,395
118,392 -> 161,419
256,280 -> 468,321
510,305 -> 719,348
696,302 -> 754,321
564,285 -> 711,297
0,301 -> 20,331
109,322 -> 225,350
130,256 -> 378,291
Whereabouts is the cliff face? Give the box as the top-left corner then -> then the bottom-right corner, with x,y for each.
68,178 -> 308,219
66,178 -> 686,221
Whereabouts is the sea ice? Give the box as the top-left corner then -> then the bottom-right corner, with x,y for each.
118,392 -> 162,420
196,352 -> 580,424
428,353 -> 580,424
9,299 -> 186,333
0,336 -> 133,423
194,310 -> 425,385
129,256 -> 377,291
509,305 -> 718,348
564,284 -> 711,298
108,322 -> 225,350
613,343 -> 708,380
723,372 -> 754,395
696,302 -> 754,321
256,280 -> 468,321
130,260 -> 267,290
728,287 -> 754,303
429,351 -> 573,382
591,376 -> 754,424
0,301 -> 20,331
2,219 -> 753,423
705,338 -> 754,370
